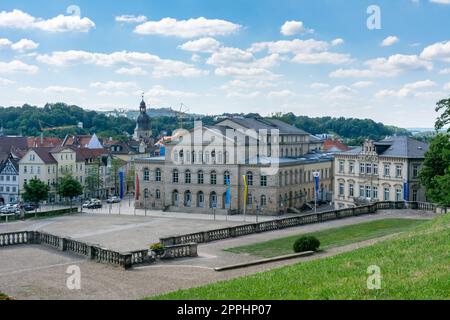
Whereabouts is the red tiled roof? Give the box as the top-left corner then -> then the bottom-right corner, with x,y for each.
27,137 -> 62,148
323,139 -> 352,152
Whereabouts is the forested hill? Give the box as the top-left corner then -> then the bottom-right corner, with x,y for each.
0,104 -> 410,142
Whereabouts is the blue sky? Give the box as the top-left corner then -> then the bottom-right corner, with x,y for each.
1,0 -> 450,127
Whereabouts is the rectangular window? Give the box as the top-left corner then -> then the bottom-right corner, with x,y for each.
156,170 -> 161,182
373,164 -> 378,175
366,163 -> 372,175
413,189 -> 418,202
365,186 -> 371,198
360,163 -> 365,174
339,183 -> 344,196
260,175 -> 267,187
396,188 -> 402,201
349,184 -> 354,197
384,164 -> 390,177
384,187 -> 390,201
413,165 -> 419,178
198,172 -> 204,184
359,185 -> 365,197
396,165 -> 403,178
373,186 -> 378,200
339,161 -> 344,173
349,162 -> 354,174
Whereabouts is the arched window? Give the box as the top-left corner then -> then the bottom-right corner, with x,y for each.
144,188 -> 149,199
172,190 -> 179,206
246,171 -> 253,186
155,168 -> 161,182
210,192 -> 217,208
179,149 -> 184,159
223,171 -> 230,185
172,169 -> 179,183
261,195 -> 267,206
143,168 -> 150,181
197,170 -> 204,184
184,191 -> 192,207
210,171 -> 217,185
155,189 -> 161,199
247,193 -> 253,205
185,170 -> 191,184
197,191 -> 205,208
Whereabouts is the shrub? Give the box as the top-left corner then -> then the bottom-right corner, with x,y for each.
293,236 -> 320,253
150,242 -> 165,251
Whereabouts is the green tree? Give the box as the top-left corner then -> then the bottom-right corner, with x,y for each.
57,175 -> 83,211
435,96 -> 450,132
85,158 -> 103,199
419,96 -> 450,207
22,178 -> 50,215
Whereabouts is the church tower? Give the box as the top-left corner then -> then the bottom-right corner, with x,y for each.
133,95 -> 152,142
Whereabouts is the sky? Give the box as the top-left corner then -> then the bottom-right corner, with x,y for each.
0,0 -> 450,128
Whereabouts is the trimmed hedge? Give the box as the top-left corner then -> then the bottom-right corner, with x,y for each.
293,236 -> 320,253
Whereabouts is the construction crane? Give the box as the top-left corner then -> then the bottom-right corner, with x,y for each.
38,120 -> 82,143
175,103 -> 190,129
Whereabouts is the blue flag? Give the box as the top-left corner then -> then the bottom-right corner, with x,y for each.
225,176 -> 231,208
403,181 -> 409,201
119,171 -> 125,199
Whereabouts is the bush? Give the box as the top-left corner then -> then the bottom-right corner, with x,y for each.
293,236 -> 320,253
150,242 -> 165,251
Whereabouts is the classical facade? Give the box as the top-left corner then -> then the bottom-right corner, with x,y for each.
135,117 -> 333,215
333,137 -> 429,209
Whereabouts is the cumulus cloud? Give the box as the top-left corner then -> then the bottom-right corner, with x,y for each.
351,81 -> 374,88
250,38 -> 351,65
0,9 -> 95,32
36,50 -> 208,78
134,17 -> 241,38
179,37 -> 221,53
0,77 -> 15,86
0,60 -> 39,74
381,36 -> 399,47
18,86 -> 84,94
115,15 -> 147,23
90,81 -> 137,90
440,68 -> 450,74
280,20 -> 313,36
310,82 -> 330,89
375,80 -> 437,98
420,40 -> 450,62
115,67 -> 149,76
0,38 -> 39,52
330,54 -> 433,78
11,39 -> 39,52
331,38 -> 344,46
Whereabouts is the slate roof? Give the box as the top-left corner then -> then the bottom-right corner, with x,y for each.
339,136 -> 429,159
216,117 -> 310,135
30,147 -> 58,164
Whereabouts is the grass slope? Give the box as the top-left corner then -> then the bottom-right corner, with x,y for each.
226,218 -> 426,258
151,215 -> 450,300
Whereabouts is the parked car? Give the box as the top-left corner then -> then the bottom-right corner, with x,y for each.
82,199 -> 102,209
0,204 -> 19,214
106,196 -> 121,204
23,203 -> 39,212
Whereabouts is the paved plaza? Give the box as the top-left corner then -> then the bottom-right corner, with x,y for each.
0,209 -> 434,299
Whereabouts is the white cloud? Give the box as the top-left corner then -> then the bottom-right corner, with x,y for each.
0,38 -> 12,47
351,81 -> 374,88
280,20 -> 313,36
381,36 -> 399,47
11,39 -> 39,52
36,50 -> 208,77
292,52 -> 352,64
90,81 -> 137,90
375,80 -> 437,98
145,85 -> 199,99
267,90 -> 296,98
323,85 -> 356,100
0,9 -> 95,32
331,38 -> 344,46
430,0 -> 450,4
179,37 -> 221,53
18,86 -> 84,94
0,77 -> 15,86
440,68 -> 450,74
115,67 -> 149,76
134,17 -> 241,38
444,82 -> 450,90
0,60 -> 39,74
214,66 -> 280,79
207,47 -> 254,66
310,82 -> 330,89
330,54 -> 433,78
420,40 -> 450,61
97,90 -> 129,97
115,15 -> 147,23
220,79 -> 276,91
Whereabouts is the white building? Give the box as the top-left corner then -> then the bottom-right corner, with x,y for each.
0,153 -> 20,204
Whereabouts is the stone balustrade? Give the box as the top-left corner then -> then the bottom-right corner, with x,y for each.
160,201 -> 440,246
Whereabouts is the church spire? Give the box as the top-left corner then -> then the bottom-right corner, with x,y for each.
140,92 -> 146,113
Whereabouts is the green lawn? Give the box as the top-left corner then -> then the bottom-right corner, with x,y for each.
150,214 -> 450,300
225,218 -> 426,258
